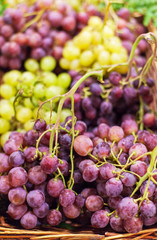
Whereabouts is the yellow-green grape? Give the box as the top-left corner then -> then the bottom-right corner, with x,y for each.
80,50 -> 95,67
24,58 -> 40,72
106,20 -> 116,31
40,56 -> 56,71
16,107 -> 33,123
0,100 -> 14,120
63,45 -> 80,61
3,70 -> 22,86
111,51 -> 127,65
9,97 -> 16,105
0,131 -> 11,147
106,37 -> 122,53
33,107 -> 45,119
0,118 -> 10,134
23,98 -> 34,109
24,119 -> 35,131
70,59 -> 80,70
93,44 -> 105,59
33,83 -> 45,99
60,109 -> 72,123
115,65 -> 128,74
98,50 -> 111,65
74,31 -> 92,50
21,72 -> 36,86
42,72 -> 58,87
45,86 -> 65,100
88,16 -> 103,31
0,84 -> 16,99
44,111 -> 57,124
102,25 -> 114,39
59,58 -> 70,70
42,101 -> 56,112
58,73 -> 71,89
92,31 -> 102,45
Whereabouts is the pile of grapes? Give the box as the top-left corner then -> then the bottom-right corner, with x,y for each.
0,0 -> 157,236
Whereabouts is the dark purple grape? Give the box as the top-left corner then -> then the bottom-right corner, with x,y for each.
91,210 -> 109,228
20,211 -> 37,229
74,121 -> 87,135
118,153 -> 128,165
7,203 -> 27,220
47,209 -> 62,226
9,150 -> 25,167
90,83 -> 102,96
108,196 -> 122,209
117,197 -> 138,220
96,182 -> 107,198
83,164 -> 99,182
27,190 -> 45,208
58,160 -> 69,176
40,154 -> 59,174
33,119 -> 47,132
59,133 -> 72,148
109,71 -> 122,85
23,130 -> 39,147
59,189 -> 75,207
147,78 -> 155,87
23,147 -> 37,163
81,188 -> 97,199
63,204 -> 81,219
75,194 -> 85,208
100,101 -> 112,115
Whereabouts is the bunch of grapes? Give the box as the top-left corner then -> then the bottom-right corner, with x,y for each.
0,56 -> 72,146
0,0 -> 101,70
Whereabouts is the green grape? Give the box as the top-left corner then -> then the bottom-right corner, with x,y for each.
9,97 -> 16,105
98,50 -> 111,65
0,101 -> 14,120
70,59 -> 80,70
16,107 -> 33,123
111,52 -> 126,64
3,70 -> 22,86
45,86 -> 65,101
92,31 -> 102,45
0,84 -> 16,99
24,58 -> 40,72
21,72 -> 36,86
58,73 -> 71,89
0,118 -> 10,134
88,16 -> 103,30
24,119 -> 35,131
42,72 -> 58,87
60,109 -> 72,123
31,96 -> 39,107
33,83 -> 45,99
33,107 -> 45,119
42,102 -> 56,111
59,58 -> 70,70
23,98 -> 34,109
102,25 -> 114,39
93,44 -> 105,59
63,45 -> 80,61
106,37 -> 122,53
0,131 -> 11,147
44,111 -> 57,124
40,56 -> 56,71
74,30 -> 92,50
80,50 -> 95,67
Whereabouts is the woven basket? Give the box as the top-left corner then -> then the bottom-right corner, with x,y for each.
0,23 -> 157,240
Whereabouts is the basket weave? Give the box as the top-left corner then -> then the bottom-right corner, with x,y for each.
0,23 -> 157,240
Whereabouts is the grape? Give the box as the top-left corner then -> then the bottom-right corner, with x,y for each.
28,166 -> 47,185
140,200 -> 156,218
0,175 -> 11,194
130,161 -> 147,177
118,135 -> 134,153
40,56 -> 56,71
93,142 -> 111,159
74,135 -> 93,156
3,139 -> 21,155
62,15 -> 76,32
91,210 -> 109,228
31,48 -> 46,60
58,160 -> 69,176
129,143 -> 148,161
24,147 -> 37,163
23,130 -> 39,147
142,215 -> 157,226
96,182 -> 107,198
117,197 -> 138,220
40,154 -> 59,174
63,204 -> 81,219
140,181 -> 155,197
118,153 -> 128,165
9,150 -> 25,167
83,164 -> 99,182
8,167 -> 28,188
105,178 -> 123,197
109,126 -> 124,142
121,120 -> 138,135
143,113 -> 156,127
97,123 -> 109,139
0,153 -> 11,173
85,195 -> 103,212
59,189 -> 75,207
121,172 -> 136,187
33,119 -> 47,132
100,163 -> 117,180
33,202 -> 49,218
7,203 -> 27,220
47,209 -> 62,226
109,72 -> 122,86
27,190 -> 45,208
75,194 -> 85,208
16,107 -> 33,124
1,24 -> 13,38
48,11 -> 63,27
0,84 -> 16,99
47,178 -> 64,198
33,84 -> 45,99
58,73 -> 71,88
59,134 -> 72,148
21,71 -> 36,86
108,196 -> 122,209
20,211 -> 37,229
124,217 -> 143,233
0,100 -> 14,120
80,50 -> 94,67
81,188 -> 97,199
79,160 -> 94,173
110,215 -> 125,232
8,187 -> 27,205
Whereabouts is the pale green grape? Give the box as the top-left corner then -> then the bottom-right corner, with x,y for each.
0,101 -> 14,120
24,119 -> 35,131
16,107 -> 33,123
74,30 -> 92,50
93,45 -> 105,59
33,83 -> 45,99
102,25 -> 114,38
0,131 -> 11,147
0,84 -> 16,99
42,72 -> 58,87
59,58 -> 70,70
63,45 -> 80,61
58,73 -> 71,89
60,109 -> 72,123
98,50 -> 111,65
24,58 -> 40,72
23,98 -> 34,109
40,56 -> 56,71
0,118 -> 10,134
80,50 -> 95,67
70,59 -> 80,70
42,102 -> 56,111
92,31 -> 102,45
3,70 -> 22,86
106,37 -> 122,53
88,16 -> 103,31
21,72 -> 36,86
44,111 -> 57,124
33,107 -> 45,119
45,86 -> 65,100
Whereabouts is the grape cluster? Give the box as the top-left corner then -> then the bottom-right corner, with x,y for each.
0,116 -> 157,232
0,0 -> 100,70
0,56 -> 72,145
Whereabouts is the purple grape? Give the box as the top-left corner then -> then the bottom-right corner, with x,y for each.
8,187 -> 27,205
100,101 -> 112,115
124,217 -> 143,233
140,181 -> 155,197
61,15 -> 76,32
109,126 -> 124,142
91,210 -> 109,228
33,202 -> 49,218
73,170 -> 83,184
3,139 -> 20,155
142,215 -> 157,226
27,190 -> 45,208
117,8 -> 130,20
108,196 -> 122,209
93,142 -> 111,159
118,135 -> 134,153
90,83 -> 102,96
100,163 -> 117,180
31,47 -> 46,60
59,134 -> 72,148
9,150 -> 25,167
48,11 -> 63,28
74,135 -> 93,156
117,197 -> 138,220
75,194 -> 85,208
129,143 -> 148,161
79,159 -> 94,173
118,153 -> 128,165
121,172 -> 136,187
83,164 -> 99,182
47,178 -> 64,198
47,209 -> 62,226
140,200 -> 156,218
63,204 -> 81,219
28,166 -> 47,185
20,211 -> 37,229
40,154 -> 59,174
33,119 -> 47,132
110,215 -> 125,232
0,175 -> 12,194
97,123 -> 109,139
58,160 -> 69,176
105,178 -> 123,197
85,195 -> 103,212
23,130 -> 39,147
59,189 -> 75,207
109,71 -> 122,85
130,161 -> 147,177
1,24 -> 13,38
96,182 -> 108,198
8,167 -> 28,187
74,121 -> 87,135
7,203 -> 27,220
24,147 -> 38,163
121,120 -> 138,135
0,153 -> 11,173
81,188 -> 97,199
